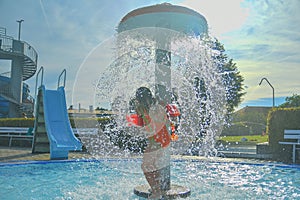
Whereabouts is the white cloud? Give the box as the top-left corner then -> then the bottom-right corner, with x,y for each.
235,59 -> 300,103
215,0 -> 300,106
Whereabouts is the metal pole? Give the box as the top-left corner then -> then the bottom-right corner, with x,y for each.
16,19 -> 24,40
154,31 -> 171,192
259,77 -> 275,107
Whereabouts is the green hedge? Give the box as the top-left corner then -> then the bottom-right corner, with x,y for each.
221,122 -> 266,136
0,117 -> 111,129
267,107 -> 300,162
0,118 -> 35,127
70,117 -> 111,129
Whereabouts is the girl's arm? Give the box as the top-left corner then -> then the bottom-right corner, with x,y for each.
141,104 -> 167,137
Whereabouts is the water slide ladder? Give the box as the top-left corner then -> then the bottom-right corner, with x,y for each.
32,67 -> 82,159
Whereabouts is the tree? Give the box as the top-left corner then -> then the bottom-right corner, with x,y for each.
211,38 -> 246,114
195,38 -> 245,116
190,38 -> 246,154
279,94 -> 300,108
95,107 -> 108,111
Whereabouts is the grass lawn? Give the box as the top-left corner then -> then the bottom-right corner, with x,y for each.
217,135 -> 268,146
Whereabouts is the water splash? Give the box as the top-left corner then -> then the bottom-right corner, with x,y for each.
72,27 -> 227,158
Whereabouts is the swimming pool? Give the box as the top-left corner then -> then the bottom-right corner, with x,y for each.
0,159 -> 299,199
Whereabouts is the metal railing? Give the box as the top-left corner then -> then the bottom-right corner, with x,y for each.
33,66 -> 44,117
0,27 -> 6,35
23,41 -> 38,64
34,66 -> 44,98
0,34 -> 13,52
57,69 -> 67,88
0,71 -> 10,77
0,83 -> 13,99
0,34 -> 38,64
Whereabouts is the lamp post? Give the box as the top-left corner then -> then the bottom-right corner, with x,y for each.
259,77 -> 275,107
16,19 -> 24,40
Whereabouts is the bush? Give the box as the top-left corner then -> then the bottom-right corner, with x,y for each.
221,106 -> 270,136
0,118 -> 35,127
0,117 -> 111,129
221,122 -> 249,136
267,107 -> 300,162
69,117 -> 110,129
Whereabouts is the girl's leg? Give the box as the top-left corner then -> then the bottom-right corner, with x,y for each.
144,170 -> 162,198
142,145 -> 163,198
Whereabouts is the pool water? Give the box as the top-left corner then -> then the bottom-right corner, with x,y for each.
0,159 -> 299,199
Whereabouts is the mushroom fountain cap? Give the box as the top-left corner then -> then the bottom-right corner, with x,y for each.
117,3 -> 208,36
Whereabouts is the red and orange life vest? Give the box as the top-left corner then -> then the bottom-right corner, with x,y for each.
126,104 -> 180,147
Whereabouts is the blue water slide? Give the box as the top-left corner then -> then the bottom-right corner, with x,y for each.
41,85 -> 82,159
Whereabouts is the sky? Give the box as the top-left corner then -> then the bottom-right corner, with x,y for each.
0,0 -> 299,110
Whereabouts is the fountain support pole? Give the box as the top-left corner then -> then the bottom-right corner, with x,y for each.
155,31 -> 172,192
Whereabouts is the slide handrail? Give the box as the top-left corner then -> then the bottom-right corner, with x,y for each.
57,69 -> 66,89
33,66 -> 44,117
34,66 -> 44,98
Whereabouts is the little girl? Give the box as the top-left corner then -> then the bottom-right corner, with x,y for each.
134,87 -> 171,199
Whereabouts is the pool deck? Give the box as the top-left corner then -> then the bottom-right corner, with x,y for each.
0,147 -> 89,163
0,145 -> 273,164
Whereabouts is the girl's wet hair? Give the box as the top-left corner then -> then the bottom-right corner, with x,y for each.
135,87 -> 155,111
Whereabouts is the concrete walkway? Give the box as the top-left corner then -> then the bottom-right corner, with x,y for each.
0,144 -> 274,163
0,147 -> 88,162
